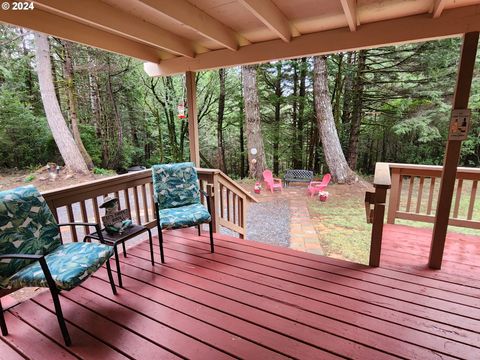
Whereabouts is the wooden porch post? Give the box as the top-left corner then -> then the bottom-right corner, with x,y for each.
429,32 -> 479,269
186,71 -> 200,166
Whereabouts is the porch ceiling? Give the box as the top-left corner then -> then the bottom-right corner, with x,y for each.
1,0 -> 480,76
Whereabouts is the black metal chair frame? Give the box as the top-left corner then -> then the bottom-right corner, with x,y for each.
84,225 -> 155,288
155,189 -> 214,256
0,222 -> 117,347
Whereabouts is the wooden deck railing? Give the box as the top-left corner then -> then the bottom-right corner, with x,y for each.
366,162 -> 480,267
42,168 -> 257,242
386,164 -> 480,229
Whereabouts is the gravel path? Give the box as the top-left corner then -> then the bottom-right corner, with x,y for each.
246,199 -> 291,247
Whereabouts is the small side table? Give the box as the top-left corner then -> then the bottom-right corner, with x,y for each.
84,225 -> 155,287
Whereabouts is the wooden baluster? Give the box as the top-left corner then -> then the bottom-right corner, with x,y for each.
92,197 -> 101,226
149,183 -> 156,220
239,197 -> 246,239
453,179 -> 463,218
219,184 -> 224,219
80,200 -> 90,235
133,186 -> 141,225
141,184 -> 149,223
405,176 -> 415,212
427,177 -> 436,215
467,180 -> 477,220
233,194 -> 237,225
124,188 -> 132,220
200,179 -> 205,206
66,204 -> 78,242
416,177 -> 425,214
226,188 -> 231,222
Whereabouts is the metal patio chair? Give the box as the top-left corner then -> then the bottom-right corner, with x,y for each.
0,185 -> 117,346
152,162 -> 214,257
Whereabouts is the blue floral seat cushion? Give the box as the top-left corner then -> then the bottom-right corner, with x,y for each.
159,203 -> 211,230
1,242 -> 114,291
152,162 -> 200,210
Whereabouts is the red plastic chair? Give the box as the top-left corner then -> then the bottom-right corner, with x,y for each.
307,173 -> 331,197
263,170 -> 283,193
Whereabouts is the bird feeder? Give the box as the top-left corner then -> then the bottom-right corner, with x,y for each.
177,103 -> 186,119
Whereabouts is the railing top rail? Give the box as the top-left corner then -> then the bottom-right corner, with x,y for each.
373,162 -> 391,188
387,163 -> 480,174
42,167 -> 258,203
42,169 -> 152,201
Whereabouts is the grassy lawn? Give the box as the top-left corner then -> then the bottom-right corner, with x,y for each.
307,182 -> 373,265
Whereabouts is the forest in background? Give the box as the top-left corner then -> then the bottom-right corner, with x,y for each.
1,24 -> 480,181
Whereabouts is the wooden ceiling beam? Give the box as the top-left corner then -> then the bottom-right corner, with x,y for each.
145,5 -> 480,76
138,0 -> 242,51
33,0 -> 195,57
340,0 -> 358,31
433,0 -> 448,18
239,0 -> 292,42
0,9 -> 163,62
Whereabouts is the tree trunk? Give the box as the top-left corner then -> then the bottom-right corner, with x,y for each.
291,60 -> 299,168
296,57 -> 307,168
216,68 -> 227,172
347,50 -> 367,170
239,96 -> 246,178
34,32 -> 89,174
106,58 -> 124,168
273,62 -> 282,175
241,65 -> 266,179
313,56 -> 355,183
61,40 -> 94,169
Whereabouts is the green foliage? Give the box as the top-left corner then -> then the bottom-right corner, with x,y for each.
92,167 -> 115,175
23,174 -> 35,182
0,90 -> 56,168
1,22 -> 479,177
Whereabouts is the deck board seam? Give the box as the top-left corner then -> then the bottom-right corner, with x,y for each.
171,230 -> 480,292
131,246 -> 480,349
143,240 -> 480,335
30,298 -> 137,360
160,235 -> 480,318
103,258 -> 388,359
0,334 -> 30,359
89,269 -> 338,359
6,308 -> 83,360
75,282 -> 259,360
115,251 -> 475,359
128,246 -> 480,352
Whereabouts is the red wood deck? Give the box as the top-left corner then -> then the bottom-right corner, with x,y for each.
1,225 -> 480,359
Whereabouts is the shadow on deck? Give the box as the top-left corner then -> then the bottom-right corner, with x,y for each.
1,227 -> 479,359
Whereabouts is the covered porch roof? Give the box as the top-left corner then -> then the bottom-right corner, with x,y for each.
0,0 -> 479,75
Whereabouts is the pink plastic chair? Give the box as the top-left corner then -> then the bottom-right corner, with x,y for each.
263,170 -> 283,193
307,173 -> 331,197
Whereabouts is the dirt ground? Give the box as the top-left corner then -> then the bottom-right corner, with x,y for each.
0,167 -> 113,192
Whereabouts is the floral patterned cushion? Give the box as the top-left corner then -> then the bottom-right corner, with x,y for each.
152,162 -> 200,210
0,185 -> 61,281
159,203 -> 211,230
1,242 -> 114,291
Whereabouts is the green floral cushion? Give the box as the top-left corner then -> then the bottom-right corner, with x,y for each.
159,203 -> 211,230
0,185 -> 61,281
152,162 -> 200,210
2,242 -> 114,291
